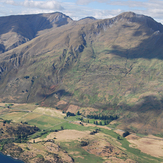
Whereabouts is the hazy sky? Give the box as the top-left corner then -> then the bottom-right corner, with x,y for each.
0,0 -> 163,23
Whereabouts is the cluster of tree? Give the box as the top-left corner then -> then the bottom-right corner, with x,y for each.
0,138 -> 15,149
66,111 -> 75,117
76,117 -> 83,121
3,120 -> 12,126
87,114 -> 118,121
90,129 -> 100,135
93,120 -> 110,125
6,125 -> 40,138
122,131 -> 130,137
0,136 -> 28,148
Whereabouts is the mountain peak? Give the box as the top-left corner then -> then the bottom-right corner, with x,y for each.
80,16 -> 96,20
76,16 -> 97,25
118,11 -> 140,17
113,11 -> 163,33
115,11 -> 147,20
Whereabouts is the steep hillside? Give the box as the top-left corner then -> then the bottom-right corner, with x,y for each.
1,12 -> 163,134
0,12 -> 72,53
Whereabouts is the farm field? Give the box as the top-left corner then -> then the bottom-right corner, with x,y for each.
0,103 -> 163,163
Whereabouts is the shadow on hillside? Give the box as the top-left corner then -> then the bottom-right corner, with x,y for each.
38,89 -> 73,99
105,33 -> 163,60
120,95 -> 163,133
92,94 -> 163,119
92,94 -> 163,134
131,95 -> 163,112
0,14 -> 54,40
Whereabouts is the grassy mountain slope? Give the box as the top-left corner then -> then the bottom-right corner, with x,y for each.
0,12 -> 163,134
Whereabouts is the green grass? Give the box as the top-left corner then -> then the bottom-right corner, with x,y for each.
48,121 -> 94,131
108,122 -> 120,129
100,129 -> 163,163
154,133 -> 163,138
28,130 -> 51,139
59,141 -> 104,163
27,115 -> 65,129
0,112 -> 28,122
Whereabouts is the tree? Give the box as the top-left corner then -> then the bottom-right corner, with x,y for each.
76,111 -> 81,115
100,121 -> 102,125
80,141 -> 89,146
123,131 -> 130,137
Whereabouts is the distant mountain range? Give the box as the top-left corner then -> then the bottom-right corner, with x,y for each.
1,11 -> 163,133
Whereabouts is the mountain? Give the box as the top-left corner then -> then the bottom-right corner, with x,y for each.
0,11 -> 163,134
0,12 -> 72,53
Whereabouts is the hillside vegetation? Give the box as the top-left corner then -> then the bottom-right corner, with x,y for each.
0,12 -> 163,134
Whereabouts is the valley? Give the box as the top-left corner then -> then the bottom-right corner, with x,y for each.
0,12 -> 163,135
0,11 -> 163,162
0,102 -> 163,163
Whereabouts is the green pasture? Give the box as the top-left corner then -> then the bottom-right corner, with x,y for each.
59,141 -> 104,163
0,112 -> 28,122
25,114 -> 65,130
100,129 -> 163,163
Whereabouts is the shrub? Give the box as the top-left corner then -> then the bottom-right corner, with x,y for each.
24,76 -> 30,79
80,140 -> 89,146
117,135 -> 123,140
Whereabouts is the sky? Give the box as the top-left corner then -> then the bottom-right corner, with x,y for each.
0,0 -> 163,24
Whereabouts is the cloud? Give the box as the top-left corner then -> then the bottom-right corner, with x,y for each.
22,0 -> 64,10
0,0 -> 64,10
5,0 -> 15,5
75,0 -> 163,23
0,0 -> 15,4
20,8 -> 55,15
76,0 -> 94,5
76,0 -> 111,5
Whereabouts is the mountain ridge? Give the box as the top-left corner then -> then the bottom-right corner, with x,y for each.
1,11 -> 163,134
0,12 -> 73,53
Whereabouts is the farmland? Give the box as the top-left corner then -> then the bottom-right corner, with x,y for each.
0,103 -> 163,163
